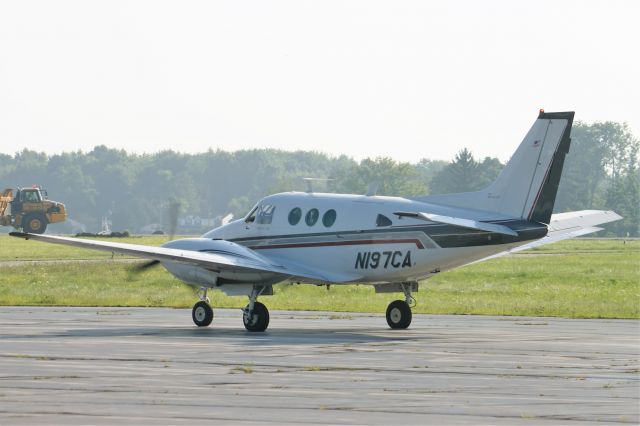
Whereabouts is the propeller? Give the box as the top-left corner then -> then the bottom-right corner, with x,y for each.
129,259 -> 161,274
166,200 -> 180,241
128,200 -> 181,279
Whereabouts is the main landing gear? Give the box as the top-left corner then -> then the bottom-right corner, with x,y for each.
190,286 -> 270,332
242,286 -> 270,332
386,283 -> 416,329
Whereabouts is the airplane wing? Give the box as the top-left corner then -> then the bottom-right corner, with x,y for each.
469,210 -> 622,262
8,232 -> 333,283
394,211 -> 518,236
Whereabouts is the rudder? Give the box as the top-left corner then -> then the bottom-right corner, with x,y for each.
525,111 -> 573,223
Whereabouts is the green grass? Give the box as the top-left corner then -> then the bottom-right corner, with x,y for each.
0,235 -> 638,318
0,235 -> 168,261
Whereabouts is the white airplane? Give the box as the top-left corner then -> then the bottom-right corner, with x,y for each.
11,111 -> 621,332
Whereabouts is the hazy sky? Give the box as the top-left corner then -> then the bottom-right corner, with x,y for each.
1,0 -> 638,163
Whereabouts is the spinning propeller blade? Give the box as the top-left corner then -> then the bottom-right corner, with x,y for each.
130,259 -> 161,273
129,201 -> 180,278
167,200 -> 181,241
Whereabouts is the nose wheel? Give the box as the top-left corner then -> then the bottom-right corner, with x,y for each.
192,287 -> 213,327
192,301 -> 213,327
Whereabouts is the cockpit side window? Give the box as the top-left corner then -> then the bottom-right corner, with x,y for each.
255,204 -> 276,225
376,214 -> 392,227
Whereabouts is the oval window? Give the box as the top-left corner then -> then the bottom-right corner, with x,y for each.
288,207 -> 302,225
305,208 -> 319,226
322,209 -> 337,227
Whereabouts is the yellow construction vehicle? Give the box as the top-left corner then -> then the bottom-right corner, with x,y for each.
0,186 -> 67,234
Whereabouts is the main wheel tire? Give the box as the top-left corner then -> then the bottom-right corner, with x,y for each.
192,301 -> 213,327
386,300 -> 412,329
23,213 -> 47,234
243,301 -> 269,332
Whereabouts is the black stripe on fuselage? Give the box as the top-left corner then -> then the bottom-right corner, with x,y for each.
247,238 -> 426,250
226,219 -> 547,250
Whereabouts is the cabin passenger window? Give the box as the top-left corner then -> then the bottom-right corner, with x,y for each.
305,208 -> 319,226
255,204 -> 276,224
376,214 -> 392,227
288,207 -> 302,225
322,209 -> 337,227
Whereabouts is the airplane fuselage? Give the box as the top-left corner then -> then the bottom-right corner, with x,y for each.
162,192 -> 547,290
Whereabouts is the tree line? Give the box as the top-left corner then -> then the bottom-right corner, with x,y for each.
0,121 -> 637,236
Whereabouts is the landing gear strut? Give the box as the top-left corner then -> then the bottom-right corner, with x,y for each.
192,287 -> 213,327
243,286 -> 270,332
386,283 -> 415,329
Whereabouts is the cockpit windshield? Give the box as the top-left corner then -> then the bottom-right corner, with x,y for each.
245,205 -> 259,223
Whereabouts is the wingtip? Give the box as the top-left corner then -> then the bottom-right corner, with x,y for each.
9,232 -> 30,239
608,211 -> 624,221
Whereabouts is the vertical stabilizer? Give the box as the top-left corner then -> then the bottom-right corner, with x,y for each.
419,111 -> 574,223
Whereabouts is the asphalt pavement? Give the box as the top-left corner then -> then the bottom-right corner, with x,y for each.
0,307 -> 638,425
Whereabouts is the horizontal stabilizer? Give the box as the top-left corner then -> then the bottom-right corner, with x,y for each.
470,227 -> 603,264
466,209 -> 622,264
546,210 -> 622,234
393,211 -> 518,236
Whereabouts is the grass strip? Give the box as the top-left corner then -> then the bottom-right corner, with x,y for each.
0,236 -> 638,318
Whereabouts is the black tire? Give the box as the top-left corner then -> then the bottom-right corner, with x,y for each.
192,301 -> 213,327
386,300 -> 412,329
23,213 -> 47,234
243,301 -> 269,332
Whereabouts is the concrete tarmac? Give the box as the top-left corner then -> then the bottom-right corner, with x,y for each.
0,307 -> 638,425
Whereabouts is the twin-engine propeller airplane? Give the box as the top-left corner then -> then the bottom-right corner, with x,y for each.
11,111 -> 621,332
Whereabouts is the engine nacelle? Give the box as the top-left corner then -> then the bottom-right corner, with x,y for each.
160,238 -> 283,293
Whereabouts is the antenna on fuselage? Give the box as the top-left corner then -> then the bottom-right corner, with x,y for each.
366,181 -> 380,196
302,177 -> 335,193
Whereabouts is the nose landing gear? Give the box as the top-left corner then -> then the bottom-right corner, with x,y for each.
190,285 -> 272,331
192,287 -> 213,327
192,301 -> 213,327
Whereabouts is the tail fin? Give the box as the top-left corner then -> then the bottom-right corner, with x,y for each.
420,111 -> 574,223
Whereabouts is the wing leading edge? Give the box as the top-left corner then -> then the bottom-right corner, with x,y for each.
8,232 -> 332,283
